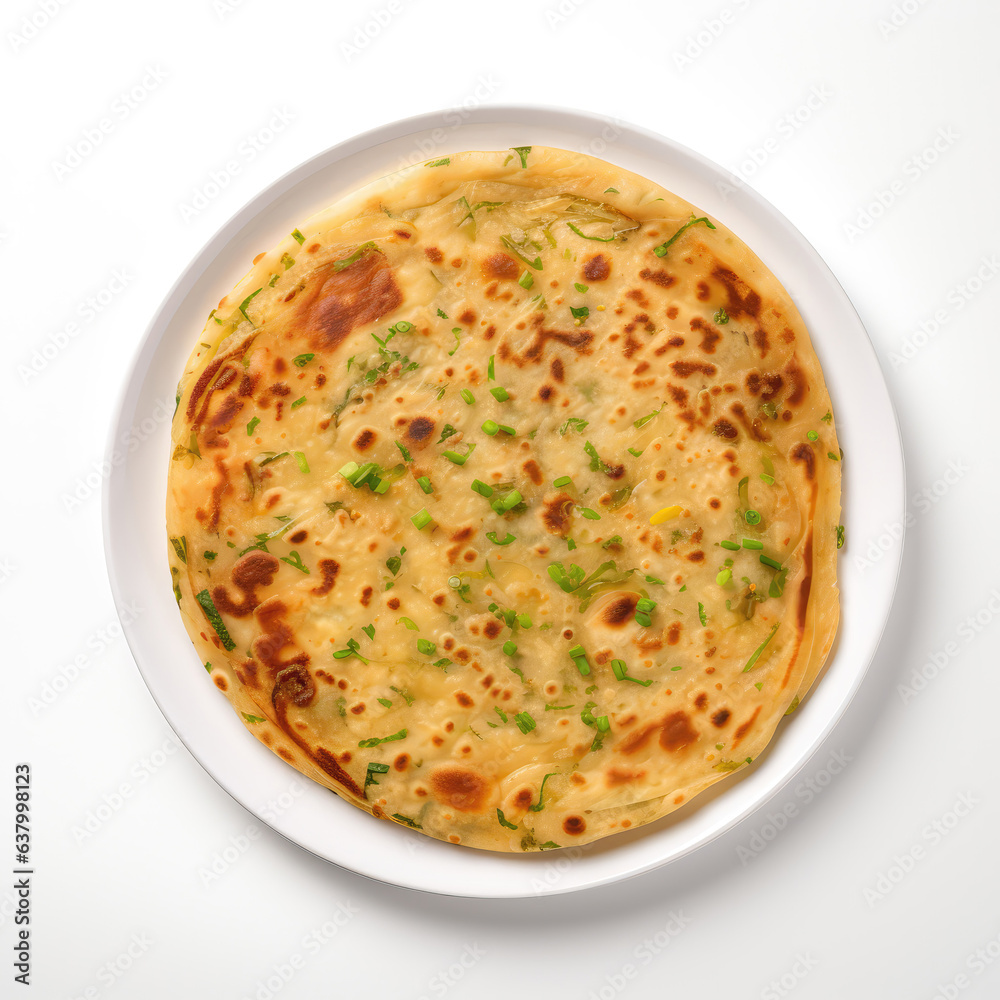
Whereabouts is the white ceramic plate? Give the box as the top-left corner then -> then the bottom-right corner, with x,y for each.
103,105 -> 903,897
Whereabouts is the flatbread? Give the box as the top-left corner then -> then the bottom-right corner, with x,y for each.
166,146 -> 841,852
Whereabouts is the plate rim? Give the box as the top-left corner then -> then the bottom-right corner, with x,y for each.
102,102 -> 905,897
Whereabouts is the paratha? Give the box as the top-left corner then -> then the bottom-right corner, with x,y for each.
166,146 -> 841,852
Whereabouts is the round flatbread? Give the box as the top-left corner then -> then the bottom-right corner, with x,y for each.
166,146 -> 841,852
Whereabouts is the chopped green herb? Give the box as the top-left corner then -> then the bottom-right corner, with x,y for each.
169,536 -> 187,564
259,451 -> 289,468
497,808 -> 518,830
195,590 -> 235,650
358,729 -> 407,748
426,157 -> 450,167
601,535 -> 622,549
410,508 -> 433,530
759,554 -> 782,570
574,282 -> 589,293
553,476 -> 573,488
290,396 -> 306,409
570,305 -> 589,320
604,187 -> 619,194
742,538 -> 764,550
567,221 -> 616,242
828,451 -> 840,461
518,271 -> 534,289
362,624 -> 376,640
486,531 -> 516,545
743,622 -> 780,672
279,551 -> 309,574
437,308 -> 448,319
242,713 -> 266,724
490,386 -> 511,402
449,328 -> 462,356
460,388 -> 475,405
364,762 -> 390,791
745,509 -> 761,525
578,507 -> 601,520
238,288 -> 262,326
807,430 -> 818,442
785,696 -> 800,716
294,451 -> 309,473
716,568 -> 732,586
511,146 -> 531,168
653,215 -> 716,257
584,440 -> 612,474
627,447 -> 644,457
395,440 -> 413,462
417,476 -> 433,494
417,638 -> 437,655
471,479 -> 494,498
713,308 -> 730,325
821,411 -> 832,423
203,551 -> 217,562
385,550 -> 405,576
514,711 -> 536,734
291,228 -> 305,245
292,353 -> 314,367
633,404 -> 663,429
482,419 -> 499,436
443,442 -> 476,465
698,602 -> 708,626
246,416 -> 260,436
333,241 -> 378,272
495,706 -> 508,723
836,525 -> 845,549
760,473 -> 775,485
501,235 -> 542,270
390,686 -> 414,707
437,423 -> 459,444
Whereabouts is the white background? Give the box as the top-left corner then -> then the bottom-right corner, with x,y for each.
5,0 -> 998,998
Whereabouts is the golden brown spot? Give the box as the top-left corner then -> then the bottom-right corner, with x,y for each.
582,254 -> 610,281
733,706 -> 763,746
522,459 -> 543,485
214,675 -> 228,691
424,246 -> 443,263
639,267 -> 675,288
606,766 -> 646,787
671,360 -> 717,378
353,428 -> 376,452
791,442 -> 816,480
687,550 -> 705,562
709,497 -> 721,509
601,594 -> 638,626
667,622 -> 682,645
514,788 -> 533,809
431,735 -> 444,747
310,559 -> 340,597
712,265 -> 761,319
212,550 -> 280,617
660,711 -> 698,751
563,815 -> 587,836
296,249 -> 401,351
712,708 -> 731,727
482,252 -> 518,280
360,586 -> 373,607
541,492 -> 574,536
483,620 -> 503,640
538,384 -> 554,401
713,418 -> 737,440
429,766 -> 489,813
349,703 -> 365,715
407,416 -> 435,442
459,309 -> 476,325
387,596 -> 400,610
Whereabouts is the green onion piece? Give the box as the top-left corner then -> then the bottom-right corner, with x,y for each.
720,539 -> 740,551
487,355 -> 496,380
291,229 -> 305,244
653,216 -> 716,257
514,711 -> 536,734
490,386 -> 510,402
482,420 -> 499,436
518,271 -> 534,290
425,157 -> 449,167
471,479 -> 494,497
759,554 -> 782,570
716,568 -> 732,586
574,282 -> 589,293
397,617 -> 418,631
633,405 -> 663,429
498,424 -> 516,436
294,452 -> 309,473
443,443 -> 476,465
553,476 -> 573,488
596,716 -> 610,732
567,221 -> 616,243
503,640 -> 517,655
499,489 -> 522,511
837,525 -> 845,549
486,531 -> 516,545
559,417 -> 589,435
195,589 -> 235,650
497,808 -> 518,830
449,328 -> 462,356
742,538 -> 764,550
362,624 -> 375,640
512,146 -> 531,168
358,729 -> 407,748
395,440 -> 413,462
333,241 -> 378,272
417,638 -> 436,655
417,476 -> 433,494
828,451 -> 840,461
238,288 -> 262,325
246,416 -> 260,436
760,473 -> 775,485
807,430 -> 818,442
627,447 -> 644,457
713,308 -> 730,325
461,389 -> 475,405
698,602 -> 708,626
577,507 -> 600,520
279,551 -> 309,574
611,659 -> 627,681
743,623 -> 780,672
745,509 -> 761,525
410,508 -> 433,529
339,461 -> 360,482
290,396 -> 306,409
